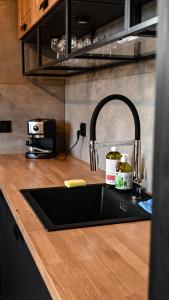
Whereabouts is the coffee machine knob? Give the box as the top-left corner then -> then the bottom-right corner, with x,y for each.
33,125 -> 39,131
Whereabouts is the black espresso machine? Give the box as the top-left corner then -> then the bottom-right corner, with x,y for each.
25,119 -> 57,159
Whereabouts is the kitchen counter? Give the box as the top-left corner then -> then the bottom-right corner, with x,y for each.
0,154 -> 151,300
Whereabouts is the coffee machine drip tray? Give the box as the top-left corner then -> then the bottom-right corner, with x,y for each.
26,152 -> 54,159
25,145 -> 53,159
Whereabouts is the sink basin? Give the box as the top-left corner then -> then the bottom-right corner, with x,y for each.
20,184 -> 151,231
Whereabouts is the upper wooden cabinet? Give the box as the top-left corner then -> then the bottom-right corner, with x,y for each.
18,0 -> 59,39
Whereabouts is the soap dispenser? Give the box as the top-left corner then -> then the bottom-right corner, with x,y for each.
115,154 -> 133,191
106,147 -> 121,187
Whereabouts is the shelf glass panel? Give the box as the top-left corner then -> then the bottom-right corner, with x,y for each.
70,0 -> 125,53
44,35 -> 156,70
22,0 -> 157,76
130,0 -> 157,27
85,36 -> 156,56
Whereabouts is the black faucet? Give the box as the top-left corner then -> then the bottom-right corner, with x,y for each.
89,94 -> 141,181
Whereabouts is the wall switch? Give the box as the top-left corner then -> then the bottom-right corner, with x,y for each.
80,123 -> 86,137
0,121 -> 12,132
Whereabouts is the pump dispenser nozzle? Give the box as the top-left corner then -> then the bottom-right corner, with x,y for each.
111,146 -> 117,152
120,154 -> 128,163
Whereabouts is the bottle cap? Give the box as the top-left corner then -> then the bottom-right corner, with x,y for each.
111,146 -> 116,152
121,154 -> 128,163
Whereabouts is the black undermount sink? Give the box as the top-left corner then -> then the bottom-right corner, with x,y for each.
20,184 -> 151,231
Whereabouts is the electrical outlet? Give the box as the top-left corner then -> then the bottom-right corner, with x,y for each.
80,123 -> 86,137
0,121 -> 12,132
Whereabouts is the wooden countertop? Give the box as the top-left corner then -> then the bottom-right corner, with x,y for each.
0,154 -> 151,300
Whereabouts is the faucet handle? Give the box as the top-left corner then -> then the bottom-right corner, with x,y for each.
131,178 -> 147,200
131,179 -> 142,200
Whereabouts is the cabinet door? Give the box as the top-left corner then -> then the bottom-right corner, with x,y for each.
0,192 -> 52,300
18,11 -> 32,39
18,0 -> 32,26
33,0 -> 59,24
18,0 -> 33,39
18,0 -> 58,39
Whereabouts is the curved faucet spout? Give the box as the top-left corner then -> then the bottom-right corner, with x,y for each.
89,94 -> 141,181
90,94 -> 140,141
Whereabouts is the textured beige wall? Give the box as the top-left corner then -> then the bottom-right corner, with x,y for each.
0,0 -> 65,154
65,60 -> 156,192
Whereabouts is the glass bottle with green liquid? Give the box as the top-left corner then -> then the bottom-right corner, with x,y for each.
115,154 -> 133,191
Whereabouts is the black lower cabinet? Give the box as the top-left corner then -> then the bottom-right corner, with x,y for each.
0,191 -> 52,300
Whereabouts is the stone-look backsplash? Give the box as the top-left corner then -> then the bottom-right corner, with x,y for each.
65,60 -> 155,193
0,0 -> 65,154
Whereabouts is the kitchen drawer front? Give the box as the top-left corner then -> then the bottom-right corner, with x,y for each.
0,191 -> 52,300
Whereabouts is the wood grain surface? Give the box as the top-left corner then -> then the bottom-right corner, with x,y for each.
0,154 -> 151,300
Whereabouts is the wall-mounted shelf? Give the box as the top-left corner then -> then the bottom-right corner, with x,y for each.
21,0 -> 158,77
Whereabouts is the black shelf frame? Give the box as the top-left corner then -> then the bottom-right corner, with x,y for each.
21,0 -> 158,77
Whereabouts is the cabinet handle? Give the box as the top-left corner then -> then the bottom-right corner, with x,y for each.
39,0 -> 48,11
20,23 -> 27,32
13,224 -> 23,242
